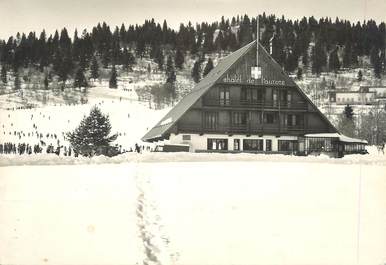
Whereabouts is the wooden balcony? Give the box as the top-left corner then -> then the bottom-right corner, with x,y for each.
202,99 -> 308,110
178,124 -> 306,135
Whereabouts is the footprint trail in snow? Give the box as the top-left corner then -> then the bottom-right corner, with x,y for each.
135,168 -> 179,265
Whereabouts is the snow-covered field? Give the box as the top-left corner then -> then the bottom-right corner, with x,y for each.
0,159 -> 385,265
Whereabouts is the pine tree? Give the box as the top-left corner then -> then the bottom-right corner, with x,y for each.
165,55 -> 174,77
228,33 -> 239,51
127,51 -> 135,71
74,68 -> 88,88
203,58 -> 214,77
101,52 -> 110,68
174,49 -> 184,70
90,56 -> 99,80
147,63 -> 151,75
374,57 -> 382,78
155,48 -> 164,71
165,71 -> 177,101
370,49 -> 383,78
66,106 -> 118,157
296,68 -> 303,80
136,39 -> 146,58
191,60 -> 201,83
312,41 -> 327,75
109,65 -> 118,88
330,81 -> 336,90
58,53 -> 73,84
338,104 -> 356,137
165,54 -> 177,100
1,65 -> 7,84
14,70 -> 21,90
44,74 -> 49,89
342,42 -> 352,68
344,104 -> 354,120
357,70 -> 363,81
284,52 -> 298,73
329,49 -> 340,73
370,47 -> 379,66
121,47 -> 130,71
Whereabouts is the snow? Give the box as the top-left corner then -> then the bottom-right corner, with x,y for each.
0,164 -> 141,265
0,96 -> 170,153
304,133 -> 368,144
160,117 -> 172,126
0,145 -> 384,167
0,159 -> 385,265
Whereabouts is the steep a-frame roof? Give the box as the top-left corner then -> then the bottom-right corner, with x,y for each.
142,40 -> 337,142
142,41 -> 256,141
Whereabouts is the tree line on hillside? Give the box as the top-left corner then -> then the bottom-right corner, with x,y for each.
0,14 -> 385,91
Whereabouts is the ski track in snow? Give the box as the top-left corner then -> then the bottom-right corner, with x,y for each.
134,161 -> 179,265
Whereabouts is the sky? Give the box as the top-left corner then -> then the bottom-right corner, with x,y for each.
0,0 -> 385,39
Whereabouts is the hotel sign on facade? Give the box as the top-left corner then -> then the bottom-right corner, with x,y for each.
221,73 -> 286,86
219,47 -> 289,87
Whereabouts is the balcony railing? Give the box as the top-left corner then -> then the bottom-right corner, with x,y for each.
178,124 -> 305,134
202,99 -> 308,110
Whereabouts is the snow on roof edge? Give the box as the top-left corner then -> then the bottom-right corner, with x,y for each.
305,133 -> 368,144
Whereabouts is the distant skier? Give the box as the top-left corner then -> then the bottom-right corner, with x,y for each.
135,143 -> 141,153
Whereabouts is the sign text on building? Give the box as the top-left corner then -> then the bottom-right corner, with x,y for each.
222,74 -> 286,86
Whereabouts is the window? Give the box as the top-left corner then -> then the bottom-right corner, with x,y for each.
241,87 -> 263,102
219,87 -> 230,105
286,91 -> 292,107
287,91 -> 292,103
256,112 -> 263,124
208,138 -> 228,150
307,137 -> 334,152
278,140 -> 298,152
273,89 -> 278,107
243,139 -> 263,151
266,139 -> 272,151
264,113 -> 277,124
288,114 -> 296,126
204,112 -> 218,129
285,114 -> 303,127
234,139 -> 240,151
278,140 -> 289,151
182,135 -> 191,141
232,112 -> 247,126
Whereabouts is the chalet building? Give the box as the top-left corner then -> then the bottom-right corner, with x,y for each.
360,86 -> 386,103
329,86 -> 386,105
142,40 -> 367,157
328,90 -> 376,105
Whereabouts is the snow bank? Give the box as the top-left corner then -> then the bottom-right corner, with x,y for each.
1,145 -> 385,167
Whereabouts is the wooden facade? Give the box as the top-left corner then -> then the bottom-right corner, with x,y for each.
176,83 -> 332,136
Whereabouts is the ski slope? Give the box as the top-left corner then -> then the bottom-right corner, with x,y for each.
0,93 -> 170,153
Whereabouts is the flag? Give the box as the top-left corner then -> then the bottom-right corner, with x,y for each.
251,66 -> 261,79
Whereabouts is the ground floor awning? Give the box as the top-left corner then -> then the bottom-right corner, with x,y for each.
304,133 -> 368,144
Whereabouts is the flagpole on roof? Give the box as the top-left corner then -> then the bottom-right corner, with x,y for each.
251,15 -> 262,80
256,15 -> 259,67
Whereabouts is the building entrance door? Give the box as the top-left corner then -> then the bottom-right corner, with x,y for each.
265,139 -> 272,151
